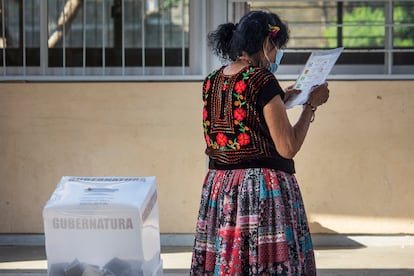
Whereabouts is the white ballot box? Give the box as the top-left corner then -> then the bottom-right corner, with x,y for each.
43,176 -> 162,276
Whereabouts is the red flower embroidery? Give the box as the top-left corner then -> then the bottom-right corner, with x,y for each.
216,133 -> 228,147
203,108 -> 208,120
205,79 -> 211,92
234,80 -> 247,94
205,134 -> 211,146
233,108 -> 246,121
237,133 -> 250,146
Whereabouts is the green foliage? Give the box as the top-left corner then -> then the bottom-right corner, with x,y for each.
163,0 -> 183,9
324,5 -> 414,48
393,6 -> 414,47
324,7 -> 385,48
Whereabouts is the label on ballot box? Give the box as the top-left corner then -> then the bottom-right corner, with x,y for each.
43,176 -> 163,276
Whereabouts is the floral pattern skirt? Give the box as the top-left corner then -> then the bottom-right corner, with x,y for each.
190,168 -> 316,276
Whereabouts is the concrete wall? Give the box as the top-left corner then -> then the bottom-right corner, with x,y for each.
0,81 -> 413,234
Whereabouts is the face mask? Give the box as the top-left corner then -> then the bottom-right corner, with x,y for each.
268,49 -> 284,73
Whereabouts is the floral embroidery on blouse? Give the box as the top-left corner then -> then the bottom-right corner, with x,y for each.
203,67 -> 256,151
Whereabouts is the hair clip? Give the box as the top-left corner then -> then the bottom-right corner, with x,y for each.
268,24 -> 280,39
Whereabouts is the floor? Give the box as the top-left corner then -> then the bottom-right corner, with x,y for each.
0,235 -> 413,275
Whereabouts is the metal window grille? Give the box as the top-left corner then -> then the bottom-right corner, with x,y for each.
0,0 -> 413,80
229,0 -> 414,79
0,0 -> 204,81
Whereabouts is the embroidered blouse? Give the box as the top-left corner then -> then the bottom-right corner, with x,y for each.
202,65 -> 295,174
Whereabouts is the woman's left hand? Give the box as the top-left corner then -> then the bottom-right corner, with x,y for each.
283,84 -> 301,103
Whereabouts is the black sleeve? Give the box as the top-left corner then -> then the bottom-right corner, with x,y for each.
256,71 -> 285,109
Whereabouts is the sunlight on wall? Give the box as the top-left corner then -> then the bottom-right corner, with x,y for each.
310,214 -> 414,234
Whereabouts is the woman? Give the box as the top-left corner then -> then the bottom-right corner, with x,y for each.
191,10 -> 329,275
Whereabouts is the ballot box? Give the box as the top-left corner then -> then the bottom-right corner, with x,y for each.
43,176 -> 162,276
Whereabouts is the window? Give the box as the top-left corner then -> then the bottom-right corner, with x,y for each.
1,0 -> 413,80
0,0 -> 204,80
230,0 -> 414,78
0,0 -> 40,67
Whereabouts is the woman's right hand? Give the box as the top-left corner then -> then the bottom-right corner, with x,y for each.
307,82 -> 330,107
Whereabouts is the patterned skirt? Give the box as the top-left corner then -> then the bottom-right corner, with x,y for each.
190,168 -> 316,276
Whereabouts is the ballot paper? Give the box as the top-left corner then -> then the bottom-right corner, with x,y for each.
285,47 -> 344,109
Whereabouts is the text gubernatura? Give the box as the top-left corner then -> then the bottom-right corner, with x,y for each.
52,217 -> 134,230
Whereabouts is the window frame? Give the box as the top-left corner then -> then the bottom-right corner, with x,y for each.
0,0 -> 413,81
0,0 -> 207,81
228,0 -> 414,80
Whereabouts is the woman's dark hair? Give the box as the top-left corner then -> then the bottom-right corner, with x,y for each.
208,10 -> 289,61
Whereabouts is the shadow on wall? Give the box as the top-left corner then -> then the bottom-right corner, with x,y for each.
310,221 -> 337,234
310,222 -> 365,249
